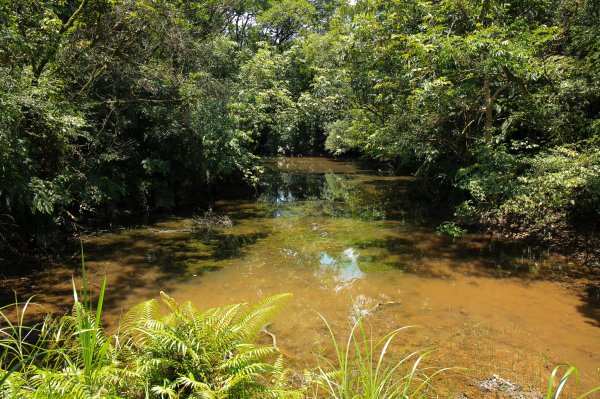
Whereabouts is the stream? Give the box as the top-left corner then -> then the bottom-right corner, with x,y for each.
9,157 -> 600,395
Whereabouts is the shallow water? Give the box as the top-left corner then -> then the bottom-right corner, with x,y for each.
11,157 -> 600,395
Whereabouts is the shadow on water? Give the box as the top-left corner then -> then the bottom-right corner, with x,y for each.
1,157 -> 598,341
86,228 -> 270,267
347,233 -> 572,280
0,226 -> 271,323
578,283 -> 600,328
207,231 -> 270,260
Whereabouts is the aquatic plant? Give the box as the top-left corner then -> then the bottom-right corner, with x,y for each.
309,314 -> 450,399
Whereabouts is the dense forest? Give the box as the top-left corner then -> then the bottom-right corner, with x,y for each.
1,0 -> 599,259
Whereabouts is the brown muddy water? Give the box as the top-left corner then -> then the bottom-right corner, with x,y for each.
4,157 -> 600,396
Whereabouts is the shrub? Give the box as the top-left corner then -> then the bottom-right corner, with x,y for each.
456,144 -> 600,239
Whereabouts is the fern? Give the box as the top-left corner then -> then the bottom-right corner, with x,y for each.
121,293 -> 300,398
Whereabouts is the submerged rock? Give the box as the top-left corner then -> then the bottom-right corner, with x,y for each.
477,374 -> 542,399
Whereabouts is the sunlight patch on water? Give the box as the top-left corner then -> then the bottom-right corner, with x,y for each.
318,248 -> 365,290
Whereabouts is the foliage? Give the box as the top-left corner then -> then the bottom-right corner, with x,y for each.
0,252 -> 128,398
456,144 -> 600,239
0,290 -> 300,398
230,0 -> 600,242
435,222 -> 466,242
0,0 -> 294,256
119,292 -> 300,398
1,288 -> 599,398
1,0 -> 599,255
0,249 -> 300,398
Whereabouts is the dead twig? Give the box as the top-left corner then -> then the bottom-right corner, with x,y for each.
261,326 -> 277,348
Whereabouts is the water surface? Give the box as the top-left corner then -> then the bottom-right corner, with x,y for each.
10,157 -> 600,395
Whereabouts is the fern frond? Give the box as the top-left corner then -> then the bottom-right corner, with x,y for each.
120,299 -> 160,334
175,373 -> 212,392
263,388 -> 305,399
151,381 -> 178,399
30,368 -> 88,399
180,301 -> 200,320
220,347 -> 278,370
235,294 -> 292,342
205,303 -> 246,334
216,372 -> 253,393
145,329 -> 200,361
159,292 -> 180,315
117,293 -> 298,399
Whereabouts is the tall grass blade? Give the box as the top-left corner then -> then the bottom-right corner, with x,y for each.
545,365 -> 600,399
576,386 -> 600,399
555,366 -> 577,398
95,274 -> 107,334
80,240 -> 88,310
71,245 -> 108,389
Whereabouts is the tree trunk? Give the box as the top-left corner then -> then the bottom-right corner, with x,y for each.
480,0 -> 491,25
483,78 -> 493,143
32,0 -> 89,83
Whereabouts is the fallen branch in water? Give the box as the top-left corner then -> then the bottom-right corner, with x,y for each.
151,229 -> 192,233
368,301 -> 402,314
149,210 -> 233,234
185,209 -> 233,233
261,326 -> 277,348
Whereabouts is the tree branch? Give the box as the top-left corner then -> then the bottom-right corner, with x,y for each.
33,0 -> 89,81
501,65 -> 529,95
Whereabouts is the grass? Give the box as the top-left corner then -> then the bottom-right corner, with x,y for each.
545,365 -> 600,399
74,242 -> 108,387
309,313 -> 452,399
0,244 -> 127,398
0,297 -> 46,388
